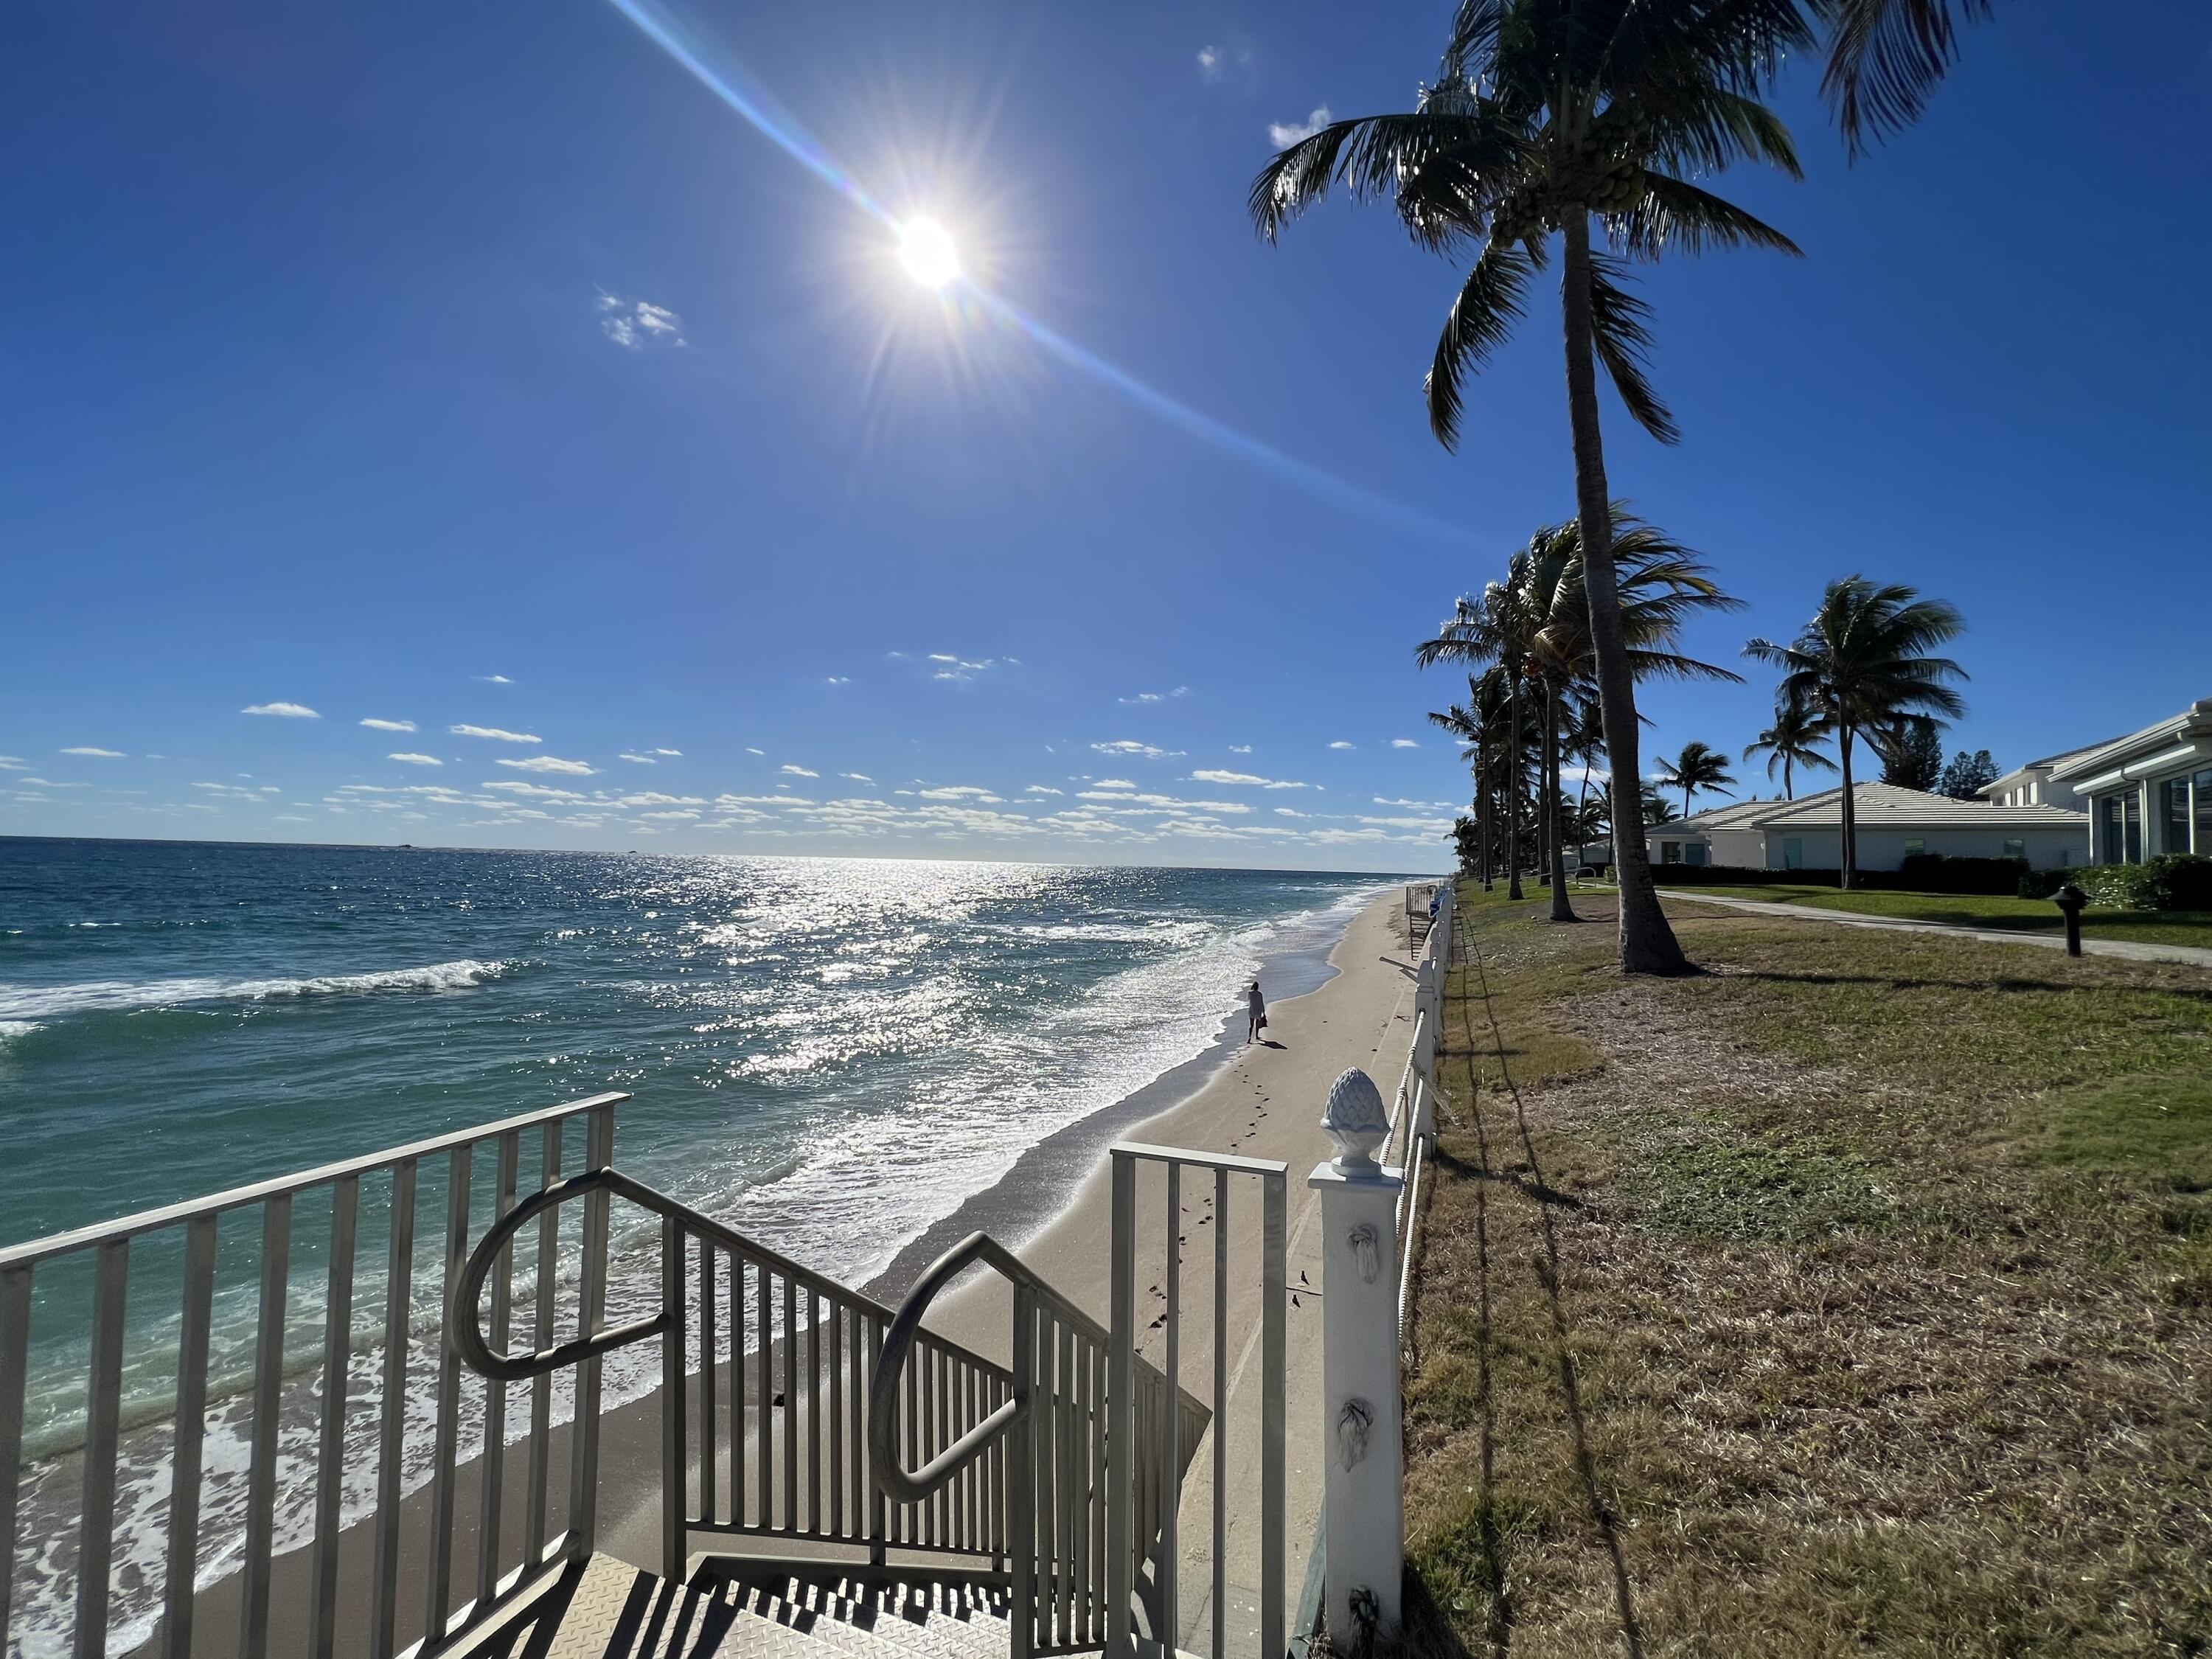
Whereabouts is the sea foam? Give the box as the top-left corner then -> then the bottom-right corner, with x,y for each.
0,959 -> 516,1022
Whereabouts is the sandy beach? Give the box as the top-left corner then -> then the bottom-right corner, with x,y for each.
129,886 -> 1426,1658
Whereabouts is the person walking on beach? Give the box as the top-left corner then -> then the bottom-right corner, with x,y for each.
1245,978 -> 1267,1044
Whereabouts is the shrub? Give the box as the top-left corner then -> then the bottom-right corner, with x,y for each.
2076,864 -> 2160,910
2021,856 -> 2212,910
2146,854 -> 2212,911
1892,852 -> 2031,896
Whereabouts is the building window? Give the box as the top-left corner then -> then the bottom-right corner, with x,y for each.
1903,838 -> 1927,857
2101,796 -> 2122,864
1660,841 -> 1682,864
2165,779 -> 2192,857
2126,792 -> 2143,863
2197,769 -> 2212,856
2003,838 -> 2025,858
1782,837 -> 1804,870
1686,843 -> 1708,867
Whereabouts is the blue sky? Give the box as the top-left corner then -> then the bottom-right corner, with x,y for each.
4,1 -> 2207,871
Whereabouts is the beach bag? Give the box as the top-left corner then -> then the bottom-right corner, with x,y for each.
1257,1012 -> 1268,1031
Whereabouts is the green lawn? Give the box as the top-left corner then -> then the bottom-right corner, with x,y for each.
1401,885 -> 2212,1657
1654,880 -> 2212,950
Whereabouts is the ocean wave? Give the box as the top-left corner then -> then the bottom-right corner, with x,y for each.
0,1020 -> 41,1043
0,959 -> 518,1022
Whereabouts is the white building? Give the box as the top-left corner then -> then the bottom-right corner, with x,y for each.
2037,698 -> 2212,866
1654,782 -> 2087,872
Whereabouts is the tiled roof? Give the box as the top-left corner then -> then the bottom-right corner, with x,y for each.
1674,782 -> 2085,832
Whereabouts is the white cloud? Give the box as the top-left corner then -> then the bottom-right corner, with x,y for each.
1118,686 -> 1190,705
483,781 -> 588,801
1026,785 -> 1063,796
451,724 -> 541,744
1229,745 -> 1253,754
476,674 -> 513,684
1267,105 -> 1332,146
745,747 -> 766,757
60,746 -> 125,757
1389,738 -> 1420,749
360,718 -> 416,733
919,785 -> 1001,802
1274,807 -> 1309,818
827,676 -> 852,686
841,772 -> 873,782
655,748 -> 681,756
1092,740 -> 1183,760
496,756 -> 597,776
0,757 -> 24,770
1328,740 -> 1355,751
599,294 -> 686,349
782,765 -> 820,778
1094,779 -> 1138,790
924,654 -> 1003,682
389,753 -> 443,766
243,701 -> 319,719
1197,44 -> 1222,80
1191,768 -> 1308,790
619,753 -> 658,764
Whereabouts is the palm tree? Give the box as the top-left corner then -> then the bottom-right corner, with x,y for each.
1418,574 -> 1540,901
1254,4 -> 1806,975
1743,700 -> 1837,799
1427,678 -> 1503,888
1641,782 -> 1680,827
1657,740 -> 1736,819
1745,577 -> 1966,888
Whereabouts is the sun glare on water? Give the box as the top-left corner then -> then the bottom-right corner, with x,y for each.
897,217 -> 961,288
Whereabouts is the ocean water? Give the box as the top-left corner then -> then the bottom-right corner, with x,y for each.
0,838 -> 1393,1652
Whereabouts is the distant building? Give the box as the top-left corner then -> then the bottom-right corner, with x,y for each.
1655,782 -> 2087,872
2037,698 -> 2212,866
1978,745 -> 2101,812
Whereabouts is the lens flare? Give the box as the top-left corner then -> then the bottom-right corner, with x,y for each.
897,218 -> 961,288
604,0 -> 1463,543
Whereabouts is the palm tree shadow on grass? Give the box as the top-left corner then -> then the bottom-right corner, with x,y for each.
1728,968 -> 2212,1009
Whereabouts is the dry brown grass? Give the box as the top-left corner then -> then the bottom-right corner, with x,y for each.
1397,886 -> 2212,1658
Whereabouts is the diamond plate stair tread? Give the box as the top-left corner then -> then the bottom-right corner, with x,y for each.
473,1554 -> 1013,1659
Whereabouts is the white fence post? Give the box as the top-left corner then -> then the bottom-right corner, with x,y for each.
1310,1068 -> 1405,1646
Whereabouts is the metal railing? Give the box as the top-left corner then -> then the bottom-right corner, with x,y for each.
870,1231 -> 1208,1659
0,1092 -> 623,1659
456,1167 -> 1019,1592
1108,1143 -> 1287,1659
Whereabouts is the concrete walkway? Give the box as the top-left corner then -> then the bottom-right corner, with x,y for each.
1658,888 -> 2212,969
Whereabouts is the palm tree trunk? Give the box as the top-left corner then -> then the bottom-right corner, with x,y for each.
1506,672 -> 1523,901
1478,728 -> 1493,888
1784,757 -> 1793,801
1562,223 -> 1689,973
1838,726 -> 1857,890
1546,686 -> 1577,921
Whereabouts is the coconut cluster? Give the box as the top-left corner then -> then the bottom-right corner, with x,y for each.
1485,108 -> 1652,243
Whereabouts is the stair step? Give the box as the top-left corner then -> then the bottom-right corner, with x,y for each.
467,1553 -> 1014,1659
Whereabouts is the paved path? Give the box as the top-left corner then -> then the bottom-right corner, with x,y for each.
1658,888 -> 2212,969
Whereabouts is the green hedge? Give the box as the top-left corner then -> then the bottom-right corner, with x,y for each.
2019,855 -> 2212,911
1650,864 -> 1842,888
1893,853 -> 2032,895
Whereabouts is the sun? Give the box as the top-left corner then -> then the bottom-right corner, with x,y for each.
897,217 -> 961,289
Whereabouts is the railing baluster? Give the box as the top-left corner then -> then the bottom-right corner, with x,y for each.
661,1217 -> 686,1582
1212,1167 -> 1229,1659
74,1237 -> 129,1659
1261,1171 -> 1287,1659
424,1146 -> 472,1641
699,1237 -> 718,1529
478,1131 -> 519,1610
526,1120 -> 561,1564
782,1270 -> 798,1534
161,1218 -> 215,1659
569,1105 -> 615,1554
1090,1340 -> 1107,1644
1058,1319 -> 1079,1646
308,1175 -> 361,1659
1009,1286 -> 1035,1659
729,1253 -> 745,1533
756,1259 -> 772,1531
0,1264 -> 30,1655
866,1317 -> 886,1563
829,1300 -> 845,1538
372,1159 -> 417,1659
807,1288 -> 822,1535
240,1197 -> 291,1659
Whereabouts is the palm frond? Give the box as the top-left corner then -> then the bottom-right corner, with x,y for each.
1425,240 -> 1534,448
1818,0 -> 1994,157
1610,173 -> 1804,260
1248,112 -> 1517,243
1587,255 -> 1678,444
